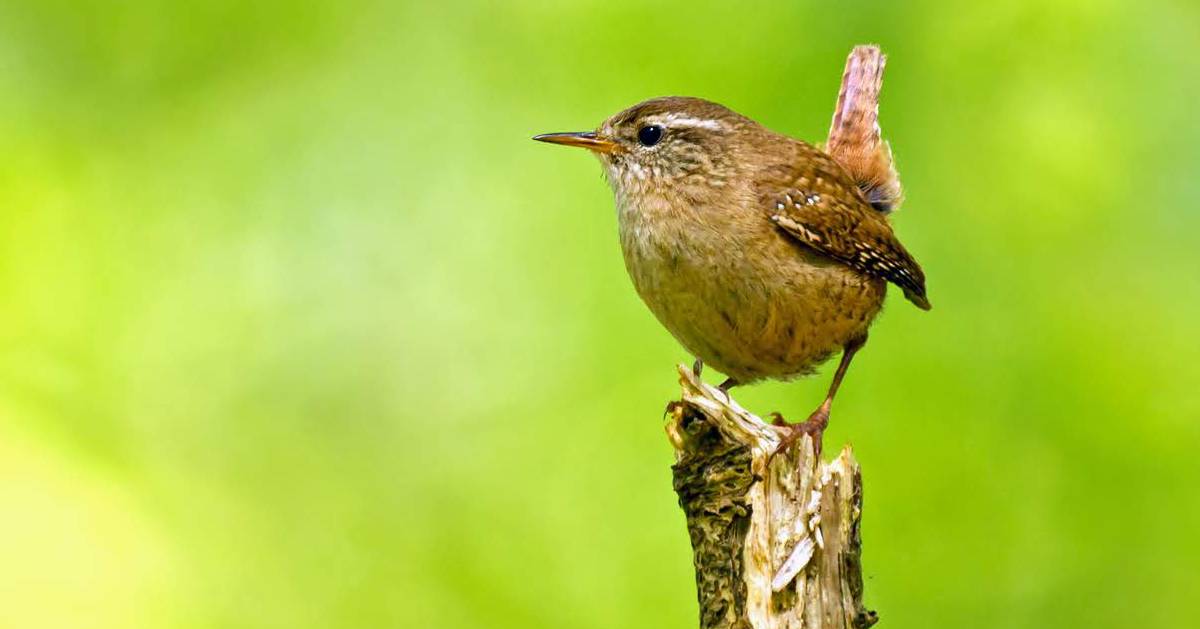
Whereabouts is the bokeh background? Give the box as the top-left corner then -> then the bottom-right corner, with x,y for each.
2,1 -> 1198,627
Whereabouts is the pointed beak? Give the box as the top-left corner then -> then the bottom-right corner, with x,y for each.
532,131 -> 618,153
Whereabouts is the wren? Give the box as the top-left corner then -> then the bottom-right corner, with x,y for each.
534,46 -> 929,447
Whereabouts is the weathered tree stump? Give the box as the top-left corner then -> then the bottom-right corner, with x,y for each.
665,365 -> 877,629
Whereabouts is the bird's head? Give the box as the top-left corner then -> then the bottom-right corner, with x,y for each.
535,97 -> 758,202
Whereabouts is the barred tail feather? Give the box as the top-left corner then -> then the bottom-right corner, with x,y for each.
825,45 -> 903,213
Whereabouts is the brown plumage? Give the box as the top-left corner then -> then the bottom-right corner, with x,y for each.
761,141 -> 929,310
534,45 -> 928,446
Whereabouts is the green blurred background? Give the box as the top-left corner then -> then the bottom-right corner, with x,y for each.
1,1 -> 1198,627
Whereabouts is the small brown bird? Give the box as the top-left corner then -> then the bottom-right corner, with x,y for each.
535,46 -> 928,446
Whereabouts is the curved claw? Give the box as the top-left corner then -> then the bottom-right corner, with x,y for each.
767,406 -> 831,464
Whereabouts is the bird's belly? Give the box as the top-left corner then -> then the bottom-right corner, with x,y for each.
620,218 -> 885,383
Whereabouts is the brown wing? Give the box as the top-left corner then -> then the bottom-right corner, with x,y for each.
759,150 -> 930,310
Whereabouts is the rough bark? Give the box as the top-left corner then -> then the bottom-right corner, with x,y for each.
665,365 -> 878,629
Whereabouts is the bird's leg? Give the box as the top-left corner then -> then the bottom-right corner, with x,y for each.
716,376 -> 738,402
692,358 -> 704,378
771,335 -> 868,459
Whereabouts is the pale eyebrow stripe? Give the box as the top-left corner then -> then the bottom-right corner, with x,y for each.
646,114 -> 726,131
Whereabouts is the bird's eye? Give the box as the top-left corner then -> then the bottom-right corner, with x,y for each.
637,125 -> 663,147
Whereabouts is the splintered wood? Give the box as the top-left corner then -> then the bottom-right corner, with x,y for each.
666,365 -> 877,629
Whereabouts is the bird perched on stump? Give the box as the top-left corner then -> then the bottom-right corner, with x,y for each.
534,45 -> 929,449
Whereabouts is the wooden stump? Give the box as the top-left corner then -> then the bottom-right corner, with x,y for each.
665,365 -> 878,629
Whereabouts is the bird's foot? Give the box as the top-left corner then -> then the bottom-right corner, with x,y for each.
714,378 -> 738,402
766,406 -> 830,464
692,359 -> 703,378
